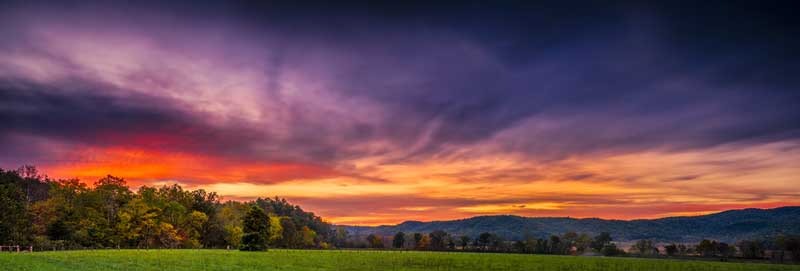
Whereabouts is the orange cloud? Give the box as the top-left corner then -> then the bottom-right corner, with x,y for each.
42,147 -> 337,187
34,140 -> 800,226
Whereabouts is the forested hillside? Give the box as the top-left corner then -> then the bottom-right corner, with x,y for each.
347,207 -> 800,243
0,166 -> 334,249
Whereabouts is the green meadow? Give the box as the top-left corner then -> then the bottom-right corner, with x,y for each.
1,249 -> 798,271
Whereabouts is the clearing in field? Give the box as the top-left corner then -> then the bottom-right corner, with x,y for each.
1,249 -> 798,271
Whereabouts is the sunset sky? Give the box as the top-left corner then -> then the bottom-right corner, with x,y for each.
1,1 -> 799,225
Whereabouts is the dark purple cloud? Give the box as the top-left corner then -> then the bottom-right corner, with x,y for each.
2,1 -> 798,167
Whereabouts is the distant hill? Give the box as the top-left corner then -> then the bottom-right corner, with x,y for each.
345,207 -> 800,243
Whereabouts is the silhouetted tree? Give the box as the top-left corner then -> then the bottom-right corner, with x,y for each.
696,239 -> 718,257
777,235 -> 800,263
366,234 -> 383,249
548,235 -> 561,254
664,244 -> 678,256
575,233 -> 592,254
601,243 -> 625,256
591,232 -> 612,251
478,232 -> 493,251
413,233 -> 423,248
562,231 -> 578,251
717,242 -> 735,258
392,232 -> 405,249
737,240 -> 765,259
677,244 -> 689,255
429,230 -> 449,251
513,240 -> 526,253
459,235 -> 471,250
631,239 -> 658,256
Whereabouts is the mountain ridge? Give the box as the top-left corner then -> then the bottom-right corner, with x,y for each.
344,206 -> 800,243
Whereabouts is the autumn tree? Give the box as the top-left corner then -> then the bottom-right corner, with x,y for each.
181,211 -> 208,248
267,215 -> 283,246
218,201 -> 247,248
300,226 -> 317,248
332,226 -> 348,248
416,235 -> 430,250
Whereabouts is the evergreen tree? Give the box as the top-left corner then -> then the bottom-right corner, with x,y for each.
240,205 -> 270,251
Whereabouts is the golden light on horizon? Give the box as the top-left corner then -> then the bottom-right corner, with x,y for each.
27,140 -> 800,225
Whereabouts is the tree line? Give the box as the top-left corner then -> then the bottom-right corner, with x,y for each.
348,230 -> 625,255
0,166 -> 333,250
342,229 -> 800,263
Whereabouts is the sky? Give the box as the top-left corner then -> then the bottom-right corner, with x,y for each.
1,0 -> 799,225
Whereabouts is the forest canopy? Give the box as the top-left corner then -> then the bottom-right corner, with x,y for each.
0,166 -> 333,250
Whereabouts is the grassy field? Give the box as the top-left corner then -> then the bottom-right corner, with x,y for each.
1,249 -> 798,271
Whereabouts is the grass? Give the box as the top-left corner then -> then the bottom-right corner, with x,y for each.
1,249 -> 798,271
